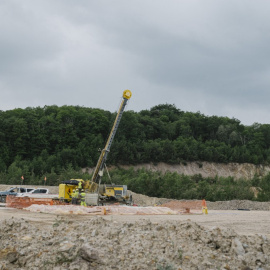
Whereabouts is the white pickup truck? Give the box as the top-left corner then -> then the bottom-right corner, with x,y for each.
16,188 -> 49,197
17,188 -> 58,199
0,187 -> 35,203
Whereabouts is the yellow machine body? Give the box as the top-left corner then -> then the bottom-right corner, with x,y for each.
59,184 -> 75,201
104,187 -> 115,197
58,179 -> 85,202
102,185 -> 128,199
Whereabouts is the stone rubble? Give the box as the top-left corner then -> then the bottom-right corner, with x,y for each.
0,217 -> 269,270
130,191 -> 171,207
206,200 -> 270,211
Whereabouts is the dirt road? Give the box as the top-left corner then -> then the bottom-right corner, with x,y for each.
1,206 -> 269,237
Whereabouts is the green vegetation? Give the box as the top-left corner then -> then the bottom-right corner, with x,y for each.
102,168 -> 270,202
0,103 -> 269,201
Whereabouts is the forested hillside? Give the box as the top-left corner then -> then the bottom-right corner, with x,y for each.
0,104 -> 270,190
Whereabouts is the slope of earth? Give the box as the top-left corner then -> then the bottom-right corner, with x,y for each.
114,161 -> 270,180
0,214 -> 269,270
1,183 -> 270,269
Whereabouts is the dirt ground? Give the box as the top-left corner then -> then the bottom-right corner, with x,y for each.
1,205 -> 270,269
1,206 -> 269,237
1,184 -> 270,269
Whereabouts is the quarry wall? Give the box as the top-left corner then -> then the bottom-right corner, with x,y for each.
113,161 -> 270,179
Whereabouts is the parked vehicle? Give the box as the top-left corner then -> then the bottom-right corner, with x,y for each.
17,188 -> 49,197
0,187 -> 34,203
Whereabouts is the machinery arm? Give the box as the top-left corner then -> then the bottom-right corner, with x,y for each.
91,90 -> 132,185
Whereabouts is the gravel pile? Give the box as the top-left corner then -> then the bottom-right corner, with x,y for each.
130,191 -> 171,206
207,200 -> 270,211
131,190 -> 270,211
0,217 -> 269,270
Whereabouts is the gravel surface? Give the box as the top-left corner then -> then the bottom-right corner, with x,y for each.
0,213 -> 270,270
1,207 -> 270,269
1,185 -> 270,269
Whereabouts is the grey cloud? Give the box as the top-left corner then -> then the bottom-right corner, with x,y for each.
0,0 -> 270,125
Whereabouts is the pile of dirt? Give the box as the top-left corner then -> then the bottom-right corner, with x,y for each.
130,191 -> 171,206
130,190 -> 270,211
0,217 -> 269,269
207,200 -> 270,211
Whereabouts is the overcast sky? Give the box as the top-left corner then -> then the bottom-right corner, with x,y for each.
1,1 -> 270,125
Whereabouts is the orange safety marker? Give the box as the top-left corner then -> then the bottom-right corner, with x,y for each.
202,199 -> 208,214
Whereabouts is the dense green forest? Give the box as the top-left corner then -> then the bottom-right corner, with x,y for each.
0,104 -> 270,201
105,168 -> 270,202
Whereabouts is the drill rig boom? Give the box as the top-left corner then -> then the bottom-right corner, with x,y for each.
58,90 -> 132,205
91,90 -> 132,186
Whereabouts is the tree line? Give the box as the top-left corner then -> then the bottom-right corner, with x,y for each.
0,104 -> 270,188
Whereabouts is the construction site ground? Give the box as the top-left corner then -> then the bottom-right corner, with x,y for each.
0,206 -> 270,237
1,185 -> 270,269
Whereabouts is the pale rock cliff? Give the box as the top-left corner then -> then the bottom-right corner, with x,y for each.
114,162 -> 270,180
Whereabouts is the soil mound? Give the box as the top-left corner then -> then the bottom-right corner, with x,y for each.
0,217 -> 269,269
130,191 -> 171,206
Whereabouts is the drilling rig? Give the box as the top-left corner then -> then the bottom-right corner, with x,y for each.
58,90 -> 132,205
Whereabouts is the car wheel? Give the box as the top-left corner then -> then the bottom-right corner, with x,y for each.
0,196 -> 6,203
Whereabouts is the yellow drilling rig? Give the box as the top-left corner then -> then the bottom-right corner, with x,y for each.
58,90 -> 133,205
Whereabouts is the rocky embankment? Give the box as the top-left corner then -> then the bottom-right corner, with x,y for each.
0,217 -> 269,270
116,161 -> 270,180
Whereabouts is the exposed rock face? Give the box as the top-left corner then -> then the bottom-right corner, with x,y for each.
117,162 -> 270,180
0,217 -> 269,269
82,161 -> 270,179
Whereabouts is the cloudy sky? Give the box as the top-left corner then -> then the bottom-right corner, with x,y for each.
1,1 -> 270,125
